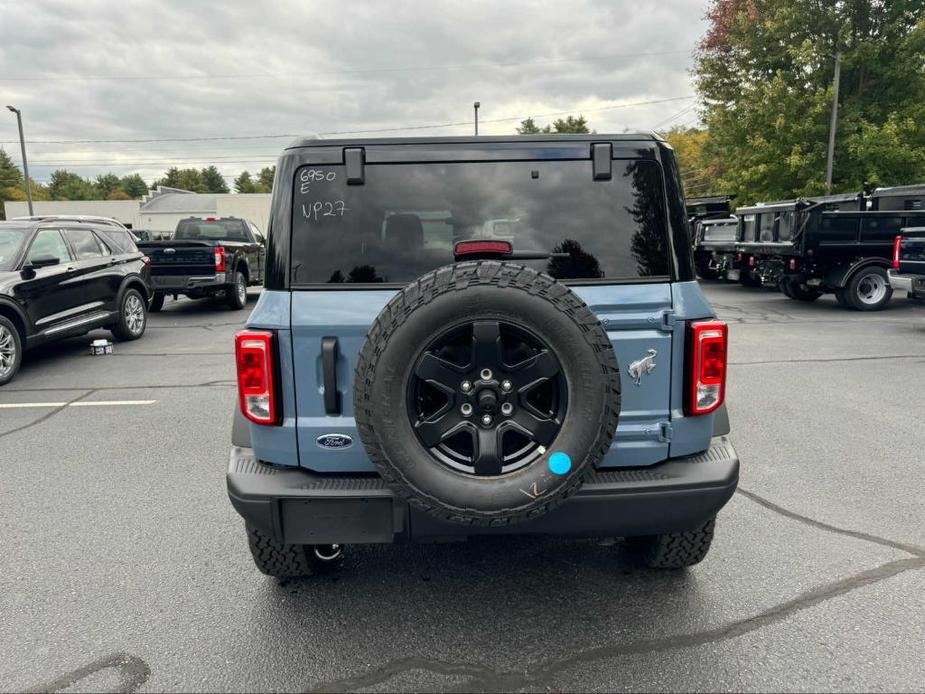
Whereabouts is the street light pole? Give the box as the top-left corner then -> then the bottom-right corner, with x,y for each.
6,106 -> 33,215
473,101 -> 480,136
824,52 -> 842,195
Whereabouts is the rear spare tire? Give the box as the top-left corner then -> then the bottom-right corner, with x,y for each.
354,261 -> 621,526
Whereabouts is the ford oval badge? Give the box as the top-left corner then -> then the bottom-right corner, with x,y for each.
316,433 -> 353,450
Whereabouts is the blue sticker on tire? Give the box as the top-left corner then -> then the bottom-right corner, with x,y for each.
549,451 -> 572,475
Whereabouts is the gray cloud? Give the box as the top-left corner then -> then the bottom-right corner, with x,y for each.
0,0 -> 707,184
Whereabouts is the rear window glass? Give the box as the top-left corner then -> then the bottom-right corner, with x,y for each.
64,228 -> 104,259
290,160 -> 671,285
175,219 -> 248,241
702,221 -> 737,241
97,228 -> 137,253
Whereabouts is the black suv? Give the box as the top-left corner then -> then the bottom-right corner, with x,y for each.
0,219 -> 153,385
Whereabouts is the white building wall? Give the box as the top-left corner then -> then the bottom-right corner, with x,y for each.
137,210 -> 213,233
215,194 -> 272,232
4,200 -> 141,226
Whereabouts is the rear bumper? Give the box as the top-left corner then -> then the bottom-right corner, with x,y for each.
151,272 -> 226,291
227,437 -> 740,544
888,270 -> 925,294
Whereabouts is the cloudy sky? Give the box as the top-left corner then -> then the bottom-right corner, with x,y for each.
0,0 -> 707,186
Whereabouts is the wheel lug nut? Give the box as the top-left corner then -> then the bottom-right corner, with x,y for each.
461,403 -> 473,417
481,414 -> 493,426
461,381 -> 472,393
480,368 -> 492,381
501,403 -> 513,416
501,380 -> 512,392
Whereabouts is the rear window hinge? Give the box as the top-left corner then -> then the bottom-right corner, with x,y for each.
659,309 -> 677,332
658,421 -> 673,443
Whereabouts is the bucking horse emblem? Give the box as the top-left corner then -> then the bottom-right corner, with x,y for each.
627,349 -> 657,386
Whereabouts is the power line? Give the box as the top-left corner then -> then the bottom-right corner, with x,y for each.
0,95 -> 695,146
0,51 -> 691,83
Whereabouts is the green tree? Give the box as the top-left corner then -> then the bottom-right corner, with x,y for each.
255,166 -> 275,193
234,171 -> 257,193
517,115 -> 590,134
47,170 -> 95,200
154,167 -> 207,192
695,0 -> 925,203
0,148 -> 25,220
200,166 -> 230,194
120,173 -> 149,198
94,173 -> 122,199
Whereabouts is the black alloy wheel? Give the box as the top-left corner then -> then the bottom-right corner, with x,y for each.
408,319 -> 567,477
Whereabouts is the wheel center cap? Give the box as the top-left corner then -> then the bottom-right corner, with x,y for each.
477,388 -> 498,413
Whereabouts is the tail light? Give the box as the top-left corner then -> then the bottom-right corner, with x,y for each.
235,330 -> 280,425
686,320 -> 728,416
893,235 -> 902,269
748,256 -> 756,268
736,253 -> 743,262
142,255 -> 151,267
215,246 -> 226,272
789,259 -> 797,271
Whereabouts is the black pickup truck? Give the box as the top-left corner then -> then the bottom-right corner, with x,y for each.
734,192 -> 925,309
889,228 -> 925,304
137,217 -> 266,311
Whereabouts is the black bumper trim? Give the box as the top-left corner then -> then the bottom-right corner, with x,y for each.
227,437 -> 739,544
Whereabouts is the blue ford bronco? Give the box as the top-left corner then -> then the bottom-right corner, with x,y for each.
227,134 -> 739,576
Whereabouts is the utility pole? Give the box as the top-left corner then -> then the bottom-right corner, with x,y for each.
6,105 -> 34,215
825,52 -> 842,195
473,101 -> 480,136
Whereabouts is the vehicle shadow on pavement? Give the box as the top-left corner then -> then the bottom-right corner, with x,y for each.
238,490 -> 922,694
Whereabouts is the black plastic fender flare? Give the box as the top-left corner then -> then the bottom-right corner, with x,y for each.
825,257 -> 891,289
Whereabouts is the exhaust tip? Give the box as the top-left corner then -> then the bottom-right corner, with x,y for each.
313,544 -> 343,562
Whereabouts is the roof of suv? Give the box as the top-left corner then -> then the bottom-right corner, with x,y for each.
284,133 -> 663,150
11,215 -> 128,228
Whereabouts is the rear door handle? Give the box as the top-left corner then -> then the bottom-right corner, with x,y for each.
321,337 -> 341,415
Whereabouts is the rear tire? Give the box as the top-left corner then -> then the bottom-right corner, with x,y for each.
226,270 -> 248,310
111,288 -> 147,341
627,518 -> 716,569
245,523 -> 342,578
149,292 -> 165,312
0,316 -> 23,387
785,279 -> 822,302
845,266 -> 892,311
778,277 -> 793,298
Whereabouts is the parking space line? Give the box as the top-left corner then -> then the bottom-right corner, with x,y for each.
0,400 -> 157,409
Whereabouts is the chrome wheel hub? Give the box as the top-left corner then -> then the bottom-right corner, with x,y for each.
0,325 -> 16,378
857,273 -> 887,305
125,294 -> 145,334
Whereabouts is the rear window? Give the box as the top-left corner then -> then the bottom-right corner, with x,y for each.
702,221 -> 737,241
175,219 -> 248,241
96,228 -> 138,254
290,160 -> 671,285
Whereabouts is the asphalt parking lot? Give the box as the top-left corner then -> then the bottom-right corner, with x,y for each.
1,284 -> 924,693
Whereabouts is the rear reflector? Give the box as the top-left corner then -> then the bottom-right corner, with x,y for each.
687,320 -> 728,416
215,246 -> 226,272
893,235 -> 902,270
235,330 -> 280,425
454,240 -> 512,256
